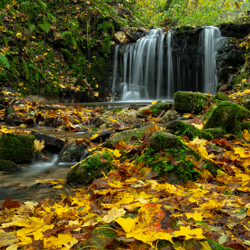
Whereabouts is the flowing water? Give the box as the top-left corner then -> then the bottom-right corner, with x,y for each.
112,27 -> 222,101
0,123 -> 92,203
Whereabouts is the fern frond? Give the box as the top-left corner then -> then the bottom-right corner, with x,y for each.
61,31 -> 72,38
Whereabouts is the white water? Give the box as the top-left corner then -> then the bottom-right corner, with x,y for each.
202,26 -> 221,94
112,27 -> 221,101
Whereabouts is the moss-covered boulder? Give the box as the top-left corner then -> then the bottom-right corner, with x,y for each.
105,126 -> 149,148
0,159 -> 21,172
137,101 -> 172,118
213,92 -> 232,101
174,91 -> 207,114
136,131 -> 220,183
58,142 -> 87,162
67,152 -> 114,185
203,101 -> 250,136
0,133 -> 34,163
117,110 -> 137,123
159,110 -> 177,123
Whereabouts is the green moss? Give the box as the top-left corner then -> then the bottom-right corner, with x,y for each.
0,133 -> 34,163
137,101 -> 172,117
105,126 -> 149,148
67,152 -> 115,185
213,92 -> 231,101
207,238 -> 234,250
202,128 -> 225,139
241,121 -> 250,131
203,101 -> 250,137
174,91 -> 207,114
0,159 -> 21,171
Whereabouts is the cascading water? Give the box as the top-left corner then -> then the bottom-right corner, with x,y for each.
202,26 -> 221,94
111,27 -> 221,101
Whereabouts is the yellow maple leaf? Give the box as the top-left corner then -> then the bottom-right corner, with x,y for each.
174,226 -> 205,240
190,137 -> 208,147
103,207 -> 126,223
185,212 -> 203,221
34,139 -> 45,152
243,130 -> 250,141
115,217 -> 137,233
109,117 -> 117,123
113,149 -> 121,158
44,234 -> 78,249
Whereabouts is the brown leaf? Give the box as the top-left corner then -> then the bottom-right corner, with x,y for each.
2,197 -> 20,209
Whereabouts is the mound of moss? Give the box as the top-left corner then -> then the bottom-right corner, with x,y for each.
0,133 -> 34,163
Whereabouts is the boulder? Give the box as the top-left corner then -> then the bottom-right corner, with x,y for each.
5,113 -> 24,126
0,159 -> 21,172
144,131 -> 220,182
59,142 -> 87,162
105,126 -> 149,148
91,131 -> 112,143
174,91 -> 207,114
203,101 -> 250,136
32,132 -> 65,152
213,92 -> 232,101
159,110 -> 177,123
44,116 -> 64,127
137,101 -> 172,118
0,133 -> 34,163
117,110 -> 137,123
67,153 -> 114,185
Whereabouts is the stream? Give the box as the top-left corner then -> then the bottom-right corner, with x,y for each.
0,122 -> 93,204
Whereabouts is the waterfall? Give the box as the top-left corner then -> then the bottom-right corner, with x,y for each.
112,45 -> 119,94
111,27 -> 221,101
167,30 -> 174,99
202,27 -> 221,94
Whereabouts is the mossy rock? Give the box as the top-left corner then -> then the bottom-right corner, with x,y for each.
207,238 -> 234,250
0,133 -> 34,163
0,159 -> 21,172
137,101 -> 172,118
241,121 -> 250,131
202,128 -> 225,139
203,101 -> 250,137
58,142 -> 87,162
67,153 -> 114,185
105,126 -> 149,148
141,131 -> 220,182
174,91 -> 207,114
213,92 -> 232,101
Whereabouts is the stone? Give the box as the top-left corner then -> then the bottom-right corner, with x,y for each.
59,142 -> 87,162
67,153 -> 114,185
137,101 -> 172,118
44,116 -> 64,127
32,132 -> 65,152
91,131 -> 112,143
105,126 -> 149,148
174,91 -> 207,114
0,133 -> 34,163
159,110 -> 177,123
5,113 -> 24,126
114,31 -> 129,44
117,110 -> 137,123
0,159 -> 21,172
203,101 -> 250,136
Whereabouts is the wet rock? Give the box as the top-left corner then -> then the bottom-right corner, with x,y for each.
0,133 -> 34,163
128,103 -> 139,110
137,101 -> 172,118
95,117 -> 123,128
117,110 -> 137,123
204,101 -> 250,136
32,132 -> 65,152
105,126 -> 149,148
67,153 -> 114,185
159,110 -> 177,123
59,142 -> 87,162
174,91 -> 207,114
44,116 -> 64,127
5,113 -> 24,126
220,23 -> 250,39
0,159 -> 21,172
91,131 -> 112,143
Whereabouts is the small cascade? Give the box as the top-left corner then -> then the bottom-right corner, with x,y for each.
202,26 -> 221,94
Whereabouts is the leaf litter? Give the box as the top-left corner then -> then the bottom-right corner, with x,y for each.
1,101 -> 250,249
